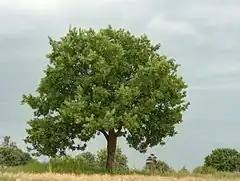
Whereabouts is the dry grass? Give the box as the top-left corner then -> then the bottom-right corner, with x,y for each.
0,173 -> 240,181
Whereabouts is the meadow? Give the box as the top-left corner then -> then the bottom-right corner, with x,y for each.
1,172 -> 240,181
0,160 -> 239,181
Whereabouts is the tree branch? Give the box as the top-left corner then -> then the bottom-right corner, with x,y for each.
116,126 -> 122,136
100,130 -> 109,140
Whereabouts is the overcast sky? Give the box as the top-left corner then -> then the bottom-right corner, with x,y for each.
0,0 -> 240,170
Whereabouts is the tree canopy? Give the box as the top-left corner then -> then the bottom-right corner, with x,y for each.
204,148 -> 240,172
0,136 -> 32,167
22,25 -> 189,170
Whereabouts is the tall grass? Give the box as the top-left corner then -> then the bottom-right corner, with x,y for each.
1,173 -> 240,181
5,158 -> 240,180
8,157 -> 122,174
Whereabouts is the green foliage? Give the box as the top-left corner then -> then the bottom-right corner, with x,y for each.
21,25 -> 189,169
96,147 -> 128,170
49,156 -> 94,173
35,147 -> 128,174
7,159 -> 48,173
145,160 -> 173,174
0,136 -> 32,168
204,148 -> 240,172
192,166 -> 217,175
155,160 -> 174,174
75,151 -> 97,168
46,155 -> 105,174
5,160 -> 240,179
178,166 -> 190,175
144,154 -> 173,174
24,116 -> 86,158
47,147 -> 129,173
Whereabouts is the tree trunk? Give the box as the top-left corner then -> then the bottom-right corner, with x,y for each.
106,131 -> 117,171
48,157 -> 52,173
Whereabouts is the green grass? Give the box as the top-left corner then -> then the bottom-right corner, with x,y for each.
2,159 -> 240,180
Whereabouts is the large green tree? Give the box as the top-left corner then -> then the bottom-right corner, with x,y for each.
204,148 -> 240,172
22,25 -> 189,170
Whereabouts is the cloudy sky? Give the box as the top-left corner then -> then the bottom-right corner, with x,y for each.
0,0 -> 240,170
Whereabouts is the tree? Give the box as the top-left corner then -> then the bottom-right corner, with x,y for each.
204,148 -> 240,172
75,151 -> 97,168
178,166 -> 190,175
0,136 -> 32,167
144,153 -> 172,174
0,136 -> 16,148
22,25 -> 189,170
96,147 -> 128,170
155,160 -> 173,174
145,153 -> 157,172
145,153 -> 157,166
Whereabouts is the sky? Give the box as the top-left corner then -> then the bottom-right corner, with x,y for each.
0,0 -> 240,170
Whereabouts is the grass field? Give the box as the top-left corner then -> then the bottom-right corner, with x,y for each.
0,173 -> 240,181
1,160 -> 240,181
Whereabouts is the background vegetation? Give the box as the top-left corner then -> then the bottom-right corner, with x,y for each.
0,135 -> 239,179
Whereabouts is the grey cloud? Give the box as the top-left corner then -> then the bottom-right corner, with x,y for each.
144,0 -> 240,81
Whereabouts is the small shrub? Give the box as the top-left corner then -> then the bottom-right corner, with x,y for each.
192,166 -> 217,174
144,158 -> 174,175
178,166 -> 190,175
0,139 -> 32,167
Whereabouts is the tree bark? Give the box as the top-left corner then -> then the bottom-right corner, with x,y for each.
106,131 -> 117,171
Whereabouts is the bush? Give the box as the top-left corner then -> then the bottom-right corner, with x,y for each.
10,147 -> 129,174
178,166 -> 190,175
204,148 -> 240,172
47,155 -> 105,174
154,160 -> 174,174
192,166 -> 217,174
144,157 -> 174,174
0,136 -> 32,168
75,152 -> 97,168
96,147 -> 129,171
